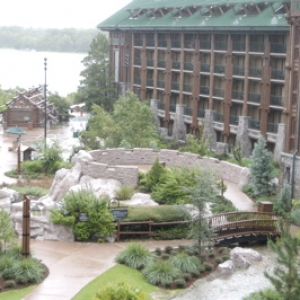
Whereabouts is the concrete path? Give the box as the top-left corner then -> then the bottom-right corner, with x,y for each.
23,239 -> 191,300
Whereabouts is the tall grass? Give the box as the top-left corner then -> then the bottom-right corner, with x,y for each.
169,252 -> 200,273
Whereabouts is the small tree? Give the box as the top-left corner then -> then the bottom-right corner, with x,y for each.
264,221 -> 300,300
278,183 -> 292,213
182,169 -> 219,257
0,208 -> 16,250
250,135 -> 275,197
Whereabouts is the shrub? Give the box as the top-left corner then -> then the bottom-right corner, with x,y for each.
277,183 -> 292,213
218,247 -> 228,254
174,278 -> 186,288
115,243 -> 155,270
210,199 -> 237,214
191,270 -> 200,278
143,260 -> 180,286
12,186 -> 48,197
222,255 -> 230,262
161,254 -> 170,260
93,282 -> 145,300
178,245 -> 186,252
198,265 -> 206,273
155,248 -> 162,256
182,273 -> 191,281
214,257 -> 223,264
0,255 -> 15,279
170,252 -> 200,273
21,160 -> 44,175
241,184 -> 256,198
115,185 -> 135,200
157,226 -> 188,240
12,258 -> 45,283
164,246 -> 173,254
15,274 -> 28,284
243,288 -> 282,300
208,251 -> 215,258
2,245 -> 23,260
203,263 -> 213,271
4,280 -> 16,289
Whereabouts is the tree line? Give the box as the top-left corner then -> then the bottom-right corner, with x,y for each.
0,26 -> 100,53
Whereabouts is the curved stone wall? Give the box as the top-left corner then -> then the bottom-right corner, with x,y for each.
89,148 -> 250,187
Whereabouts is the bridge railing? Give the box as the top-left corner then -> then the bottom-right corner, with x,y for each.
206,212 -> 277,228
212,219 -> 281,239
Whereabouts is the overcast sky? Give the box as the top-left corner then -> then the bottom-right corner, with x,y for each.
0,0 -> 132,29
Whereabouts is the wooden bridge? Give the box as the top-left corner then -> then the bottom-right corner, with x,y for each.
206,212 -> 282,246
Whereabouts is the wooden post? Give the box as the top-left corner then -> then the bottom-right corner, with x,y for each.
22,195 -> 30,259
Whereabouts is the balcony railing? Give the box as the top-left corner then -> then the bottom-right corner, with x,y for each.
201,63 -> 210,72
134,39 -> 143,46
184,107 -> 193,116
233,66 -> 245,76
271,69 -> 285,80
147,59 -> 154,67
171,40 -> 181,48
146,39 -> 155,47
184,84 -> 192,92
200,86 -> 210,95
249,68 -> 262,78
214,64 -> 225,74
170,104 -> 176,112
270,95 -> 284,106
232,90 -> 244,100
214,112 -> 224,122
157,80 -> 165,88
230,115 -> 239,125
267,123 -> 279,133
200,41 -> 211,49
270,43 -> 286,54
158,60 -> 166,68
172,61 -> 181,69
184,62 -> 194,71
171,82 -> 179,90
215,42 -> 227,51
147,79 -> 154,87
249,119 -> 261,130
213,88 -> 224,97
232,42 -> 246,52
198,110 -> 205,118
134,58 -> 141,65
157,101 -> 165,110
184,40 -> 195,49
248,93 -> 261,103
158,40 -> 167,47
134,77 -> 141,84
249,43 -> 264,52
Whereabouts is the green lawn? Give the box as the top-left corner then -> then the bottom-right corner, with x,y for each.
0,286 -> 36,300
72,264 -> 179,300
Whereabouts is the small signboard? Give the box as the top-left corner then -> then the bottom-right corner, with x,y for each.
110,208 -> 128,221
79,212 -> 88,222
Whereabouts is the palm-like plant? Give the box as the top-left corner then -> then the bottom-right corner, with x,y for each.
170,252 -> 200,273
143,260 -> 180,286
115,243 -> 155,270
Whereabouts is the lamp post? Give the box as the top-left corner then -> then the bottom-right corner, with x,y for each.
5,126 -> 26,183
44,58 -> 47,144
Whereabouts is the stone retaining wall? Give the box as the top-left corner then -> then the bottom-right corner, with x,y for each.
89,148 -> 249,186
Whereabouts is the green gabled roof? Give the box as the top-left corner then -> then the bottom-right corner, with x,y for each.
98,0 -> 290,32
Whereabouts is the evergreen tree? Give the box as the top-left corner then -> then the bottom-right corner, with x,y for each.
76,33 -> 116,112
250,135 -> 275,197
278,183 -> 292,213
143,158 -> 167,192
0,208 -> 16,250
264,221 -> 300,300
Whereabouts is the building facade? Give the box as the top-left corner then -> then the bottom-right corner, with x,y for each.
99,0 -> 300,163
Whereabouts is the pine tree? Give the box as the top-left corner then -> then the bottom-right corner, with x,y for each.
264,221 -> 300,300
250,135 -> 275,197
278,183 -> 292,213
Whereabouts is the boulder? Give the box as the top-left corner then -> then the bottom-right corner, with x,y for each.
217,260 -> 235,276
120,193 -> 158,206
230,247 -> 262,269
71,150 -> 93,165
238,168 -> 251,189
49,162 -> 82,202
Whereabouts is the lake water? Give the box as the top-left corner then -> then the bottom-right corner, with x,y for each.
0,48 -> 86,96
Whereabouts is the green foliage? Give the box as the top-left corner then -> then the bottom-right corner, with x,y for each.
243,288 -> 282,300
0,208 -> 16,250
76,33 -> 116,112
264,221 -> 300,299
115,243 -> 155,270
12,258 -> 45,283
11,185 -> 48,197
142,260 -> 180,286
250,136 -> 275,197
0,255 -> 15,279
231,141 -> 243,165
164,246 -> 173,254
93,282 -> 146,300
169,252 -> 200,273
4,280 -> 16,289
277,183 -> 292,213
173,278 -> 186,288
139,158 -> 167,192
50,189 -> 115,241
156,226 -> 188,240
214,257 -> 223,264
48,93 -> 71,119
114,185 -> 135,200
210,198 -> 238,214
21,160 -> 44,175
203,262 -> 213,271
241,184 -> 256,198
123,205 -> 190,222
179,133 -> 211,156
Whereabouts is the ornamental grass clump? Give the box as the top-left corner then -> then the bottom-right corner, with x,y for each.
115,243 -> 155,270
114,185 -> 135,200
142,260 -> 180,286
169,252 -> 200,273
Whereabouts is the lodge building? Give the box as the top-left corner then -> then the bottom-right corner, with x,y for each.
99,0 -> 300,163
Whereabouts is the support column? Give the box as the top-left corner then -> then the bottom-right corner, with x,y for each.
236,116 -> 252,157
274,123 -> 285,162
204,110 -> 217,149
172,104 -> 186,141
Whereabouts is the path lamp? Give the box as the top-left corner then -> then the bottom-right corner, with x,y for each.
5,125 -> 26,183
